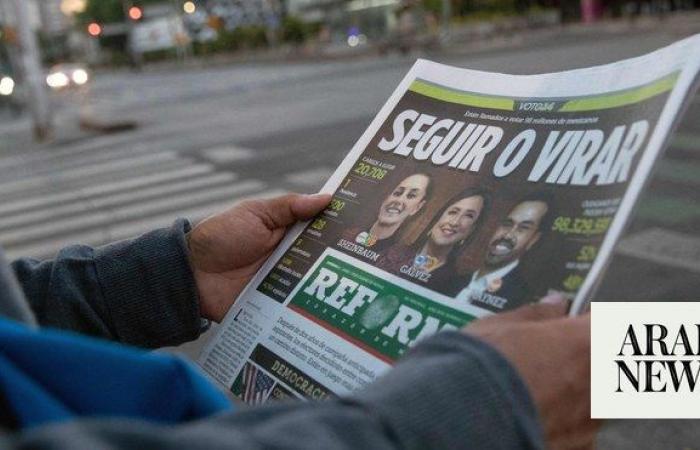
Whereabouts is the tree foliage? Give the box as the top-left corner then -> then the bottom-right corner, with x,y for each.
77,0 -> 123,24
77,0 -> 168,24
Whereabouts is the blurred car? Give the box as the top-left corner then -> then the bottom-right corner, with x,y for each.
0,74 -> 15,97
46,64 -> 91,91
0,73 -> 23,116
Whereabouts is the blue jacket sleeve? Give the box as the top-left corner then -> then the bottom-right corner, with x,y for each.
2,332 -> 545,450
11,219 -> 202,348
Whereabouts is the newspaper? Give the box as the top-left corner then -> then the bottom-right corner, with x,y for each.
199,35 -> 700,403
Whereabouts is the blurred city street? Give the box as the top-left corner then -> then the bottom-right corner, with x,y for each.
0,14 -> 699,448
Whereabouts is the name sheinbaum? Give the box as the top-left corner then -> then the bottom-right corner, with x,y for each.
616,323 -> 700,393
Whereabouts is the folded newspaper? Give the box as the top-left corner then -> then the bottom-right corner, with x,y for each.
200,35 -> 700,404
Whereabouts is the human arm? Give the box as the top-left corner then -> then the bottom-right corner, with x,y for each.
465,301 -> 596,450
11,220 -> 201,348
11,193 -> 331,348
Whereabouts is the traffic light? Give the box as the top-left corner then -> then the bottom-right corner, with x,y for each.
128,6 -> 143,20
87,22 -> 102,37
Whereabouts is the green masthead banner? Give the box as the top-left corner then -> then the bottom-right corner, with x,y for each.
409,72 -> 678,112
289,255 -> 475,361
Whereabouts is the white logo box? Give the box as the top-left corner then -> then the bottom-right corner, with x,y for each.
592,302 -> 700,418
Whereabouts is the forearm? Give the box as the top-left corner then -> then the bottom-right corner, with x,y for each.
4,332 -> 544,450
11,219 -> 202,348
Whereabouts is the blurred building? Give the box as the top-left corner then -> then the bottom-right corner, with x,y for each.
0,0 -> 42,30
39,0 -> 72,36
286,0 -> 405,41
199,0 -> 283,29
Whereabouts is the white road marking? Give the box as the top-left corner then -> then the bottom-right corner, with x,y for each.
285,167 -> 333,188
0,141 -> 152,174
617,228 -> 700,274
5,189 -> 289,260
0,172 -> 235,230
0,145 -> 149,178
0,164 -> 215,216
0,181 -> 264,246
110,189 -> 287,241
0,152 -> 183,198
201,146 -> 254,163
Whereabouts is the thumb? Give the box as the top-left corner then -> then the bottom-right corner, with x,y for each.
260,193 -> 331,229
292,193 -> 332,220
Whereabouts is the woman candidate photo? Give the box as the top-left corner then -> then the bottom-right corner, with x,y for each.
380,187 -> 490,295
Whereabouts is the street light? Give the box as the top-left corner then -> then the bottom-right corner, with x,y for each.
60,0 -> 87,16
183,1 -> 196,14
128,6 -> 143,20
87,22 -> 102,37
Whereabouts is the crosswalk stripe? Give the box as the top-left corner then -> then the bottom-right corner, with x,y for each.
0,172 -> 236,230
636,195 -> 700,225
0,152 -> 181,197
109,189 -> 288,242
0,180 -> 265,246
0,145 -> 150,178
0,132 -> 152,172
4,189 -> 288,260
111,181 -> 265,221
0,140 -> 152,174
285,167 -> 333,187
0,158 -> 189,201
201,146 -> 254,163
82,164 -> 216,197
0,163 -> 212,215
617,228 -> 700,273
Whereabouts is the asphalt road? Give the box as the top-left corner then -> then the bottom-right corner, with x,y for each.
0,16 -> 699,449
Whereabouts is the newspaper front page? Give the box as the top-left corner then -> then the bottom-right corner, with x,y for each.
199,35 -> 700,403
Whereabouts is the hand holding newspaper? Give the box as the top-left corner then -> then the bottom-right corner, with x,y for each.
200,35 -> 700,404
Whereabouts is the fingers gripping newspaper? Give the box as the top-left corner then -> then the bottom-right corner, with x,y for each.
200,35 -> 700,404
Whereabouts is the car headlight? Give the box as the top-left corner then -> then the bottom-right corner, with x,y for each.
0,76 -> 14,96
72,69 -> 89,85
47,72 -> 70,89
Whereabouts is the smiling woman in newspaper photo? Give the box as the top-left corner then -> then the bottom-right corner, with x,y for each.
380,187 -> 491,294
338,172 -> 432,261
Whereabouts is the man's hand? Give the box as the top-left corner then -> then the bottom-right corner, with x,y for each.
186,193 -> 331,322
464,298 -> 597,450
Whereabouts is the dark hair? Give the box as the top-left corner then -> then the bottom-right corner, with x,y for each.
384,172 -> 434,202
419,186 -> 491,262
513,191 -> 555,234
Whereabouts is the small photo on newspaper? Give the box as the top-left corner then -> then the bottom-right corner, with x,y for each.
199,34 -> 700,404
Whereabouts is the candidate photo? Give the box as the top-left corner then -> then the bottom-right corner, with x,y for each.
343,172 -> 432,253
454,193 -> 554,312
379,187 -> 490,294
